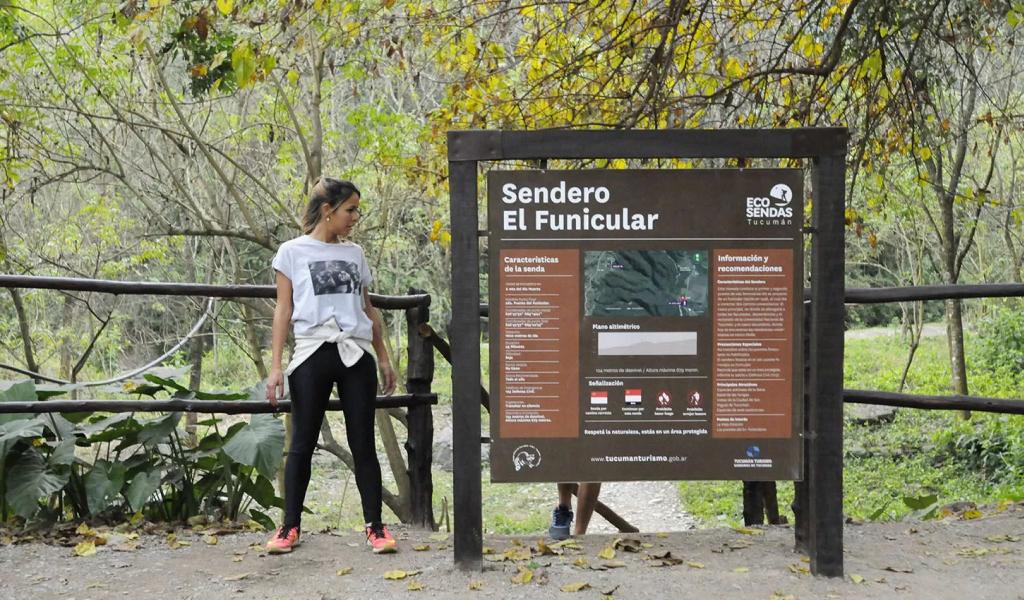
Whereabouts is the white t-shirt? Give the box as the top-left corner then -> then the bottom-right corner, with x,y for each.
271,235 -> 374,341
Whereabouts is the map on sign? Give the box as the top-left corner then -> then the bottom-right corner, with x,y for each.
584,250 -> 708,316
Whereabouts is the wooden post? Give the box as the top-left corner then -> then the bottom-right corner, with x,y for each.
793,303 -> 811,552
807,151 -> 847,577
448,154 -> 483,569
405,290 -> 436,529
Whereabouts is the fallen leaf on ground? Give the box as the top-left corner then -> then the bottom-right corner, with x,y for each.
336,567 -> 353,576
76,524 -> 97,536
733,566 -> 750,573
732,527 -> 765,536
383,569 -> 420,580
223,572 -> 255,582
656,532 -> 668,538
560,582 -> 590,592
550,539 -> 581,550
985,534 -> 1020,543
600,560 -> 626,568
203,535 -> 218,545
597,546 -> 615,560
850,574 -> 865,584
573,557 -> 588,567
788,563 -> 809,575
511,567 -> 533,584
468,580 -> 483,590
502,547 -> 533,561
769,593 -> 796,600
232,556 -> 243,563
961,509 -> 983,520
727,540 -> 753,550
884,565 -> 913,573
74,541 -> 97,557
613,538 -> 643,552
413,544 -> 430,551
407,581 -> 424,591
649,551 -> 684,567
688,561 -> 705,569
536,540 -> 559,556
957,547 -> 990,557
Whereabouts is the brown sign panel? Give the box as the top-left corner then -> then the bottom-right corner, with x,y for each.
487,170 -> 803,482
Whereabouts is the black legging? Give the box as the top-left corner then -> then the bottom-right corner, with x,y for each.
283,343 -> 382,528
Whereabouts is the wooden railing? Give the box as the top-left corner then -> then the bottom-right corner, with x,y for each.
0,275 -> 439,529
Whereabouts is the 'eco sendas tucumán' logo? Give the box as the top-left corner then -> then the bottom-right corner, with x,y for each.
745,183 -> 794,225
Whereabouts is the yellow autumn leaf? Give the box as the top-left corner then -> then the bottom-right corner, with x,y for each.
687,561 -> 705,569
917,147 -> 933,161
286,70 -> 300,86
384,570 -> 413,579
216,0 -> 234,15
407,581 -> 425,591
413,544 -> 430,551
74,541 -> 97,557
77,523 -> 97,536
597,546 -> 615,560
468,580 -> 483,590
573,557 -> 588,567
560,582 -> 590,592
511,567 -> 533,584
961,509 -> 982,520
732,527 -> 765,536
850,574 -> 865,583
733,566 -> 750,573
203,535 -> 218,545
336,567 -> 353,576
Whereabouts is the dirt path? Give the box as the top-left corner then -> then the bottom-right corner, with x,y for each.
586,481 -> 696,533
3,506 -> 1022,599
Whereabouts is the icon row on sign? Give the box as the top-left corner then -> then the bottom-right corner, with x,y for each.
589,389 -> 678,407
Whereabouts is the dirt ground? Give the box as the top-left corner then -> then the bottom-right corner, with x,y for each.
2,504 -> 1022,600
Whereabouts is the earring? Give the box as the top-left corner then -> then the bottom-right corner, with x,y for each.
326,217 -> 331,222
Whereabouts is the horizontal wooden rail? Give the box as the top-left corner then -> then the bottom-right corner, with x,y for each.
843,283 -> 1024,304
0,274 -> 430,309
844,389 -> 1024,415
0,394 -> 437,414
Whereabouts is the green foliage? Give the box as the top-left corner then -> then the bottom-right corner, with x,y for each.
0,377 -> 284,525
973,300 -> 1024,375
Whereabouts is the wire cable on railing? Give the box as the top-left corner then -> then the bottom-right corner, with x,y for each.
0,297 -> 215,387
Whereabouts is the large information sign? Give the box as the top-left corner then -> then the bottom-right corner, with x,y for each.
488,170 -> 803,482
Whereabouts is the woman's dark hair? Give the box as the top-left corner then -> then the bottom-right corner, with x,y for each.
303,177 -> 361,233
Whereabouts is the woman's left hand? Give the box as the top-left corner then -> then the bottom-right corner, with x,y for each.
379,360 -> 397,397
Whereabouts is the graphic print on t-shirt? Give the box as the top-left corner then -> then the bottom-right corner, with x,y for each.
309,260 -> 362,295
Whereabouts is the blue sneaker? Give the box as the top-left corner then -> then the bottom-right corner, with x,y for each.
549,505 -> 573,540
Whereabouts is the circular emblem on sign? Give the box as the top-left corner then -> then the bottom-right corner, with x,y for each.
769,183 -> 793,206
512,445 -> 542,471
688,390 -> 702,408
657,390 -> 672,407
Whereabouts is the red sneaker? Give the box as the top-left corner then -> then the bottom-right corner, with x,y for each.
266,525 -> 301,554
365,523 -> 397,554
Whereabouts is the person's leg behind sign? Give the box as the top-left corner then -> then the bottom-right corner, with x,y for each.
550,482 -> 602,539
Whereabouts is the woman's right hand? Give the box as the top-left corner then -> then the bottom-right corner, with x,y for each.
266,368 -> 284,407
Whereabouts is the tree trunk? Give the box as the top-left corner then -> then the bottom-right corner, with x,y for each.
8,289 -> 40,378
945,298 -> 970,419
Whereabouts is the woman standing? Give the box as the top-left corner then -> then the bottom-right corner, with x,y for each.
264,177 -> 398,555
